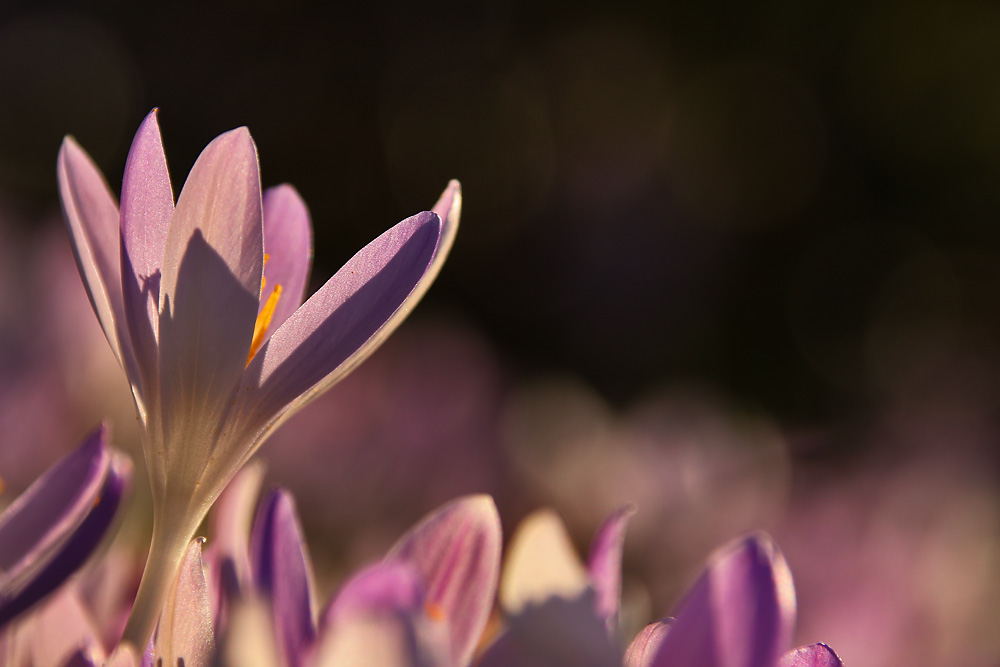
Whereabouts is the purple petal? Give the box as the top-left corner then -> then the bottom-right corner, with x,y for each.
250,488 -> 317,664
16,588 -> 106,666
385,495 -> 502,666
0,425 -> 131,628
120,109 -> 174,399
778,643 -> 843,667
157,127 -> 263,434
153,539 -> 215,667
241,211 -> 440,422
259,184 -> 313,343
649,534 -> 796,667
427,179 -> 461,286
315,563 -> 448,667
623,620 -> 671,667
57,137 -> 131,371
322,561 -> 425,627
586,504 -> 635,633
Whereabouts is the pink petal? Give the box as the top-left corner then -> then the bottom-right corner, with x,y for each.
250,488 -> 317,665
778,643 -> 843,667
259,184 -> 313,341
385,495 -> 502,666
157,127 -> 263,445
241,211 -> 440,423
153,539 -> 215,667
321,561 -> 425,627
586,504 -> 635,633
623,620 -> 671,667
57,137 -> 130,372
120,109 -> 174,399
649,534 -> 796,667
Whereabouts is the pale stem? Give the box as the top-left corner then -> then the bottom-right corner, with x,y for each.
119,503 -> 204,651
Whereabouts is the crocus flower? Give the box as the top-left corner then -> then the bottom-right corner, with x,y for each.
0,424 -> 131,630
146,466 -> 501,667
480,508 -> 843,667
57,109 -> 460,648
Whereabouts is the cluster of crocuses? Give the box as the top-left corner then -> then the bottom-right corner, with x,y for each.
0,109 -> 844,666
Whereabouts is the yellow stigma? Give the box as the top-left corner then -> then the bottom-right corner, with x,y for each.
248,283 -> 282,364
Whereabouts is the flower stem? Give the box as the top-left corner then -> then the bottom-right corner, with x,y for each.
119,508 -> 199,651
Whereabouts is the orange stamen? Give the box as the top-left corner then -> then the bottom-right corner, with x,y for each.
424,601 -> 446,623
248,284 -> 283,364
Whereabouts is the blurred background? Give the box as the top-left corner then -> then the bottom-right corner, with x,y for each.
0,0 -> 999,665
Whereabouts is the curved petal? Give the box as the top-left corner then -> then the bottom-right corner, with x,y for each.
499,510 -> 590,615
586,504 -> 635,633
250,489 -> 316,665
425,179 -> 461,296
57,137 -> 130,371
385,495 -> 502,666
0,425 -> 132,628
240,211 -> 440,428
649,534 -> 796,667
155,127 -> 263,489
259,184 -> 313,341
120,109 -> 174,404
153,539 -> 215,667
623,620 -> 671,667
778,643 -> 843,667
316,562 -> 448,667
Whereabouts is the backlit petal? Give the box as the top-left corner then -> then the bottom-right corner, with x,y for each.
386,495 -> 502,666
57,137 -> 129,371
778,643 -> 843,667
586,505 -> 635,633
649,534 -> 796,667
260,184 -> 312,341
153,539 -> 215,667
250,489 -> 316,665
240,211 -> 440,430
120,109 -> 174,403
623,620 -> 671,667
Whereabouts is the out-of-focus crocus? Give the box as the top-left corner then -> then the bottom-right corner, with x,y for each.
144,467 -> 500,667
480,509 -> 843,667
57,109 -> 460,648
0,424 -> 131,631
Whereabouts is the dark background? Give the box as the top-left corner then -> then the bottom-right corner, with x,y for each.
2,0 -> 1000,438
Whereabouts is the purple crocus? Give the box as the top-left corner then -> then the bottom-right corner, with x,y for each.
481,509 -> 844,667
57,109 -> 460,649
146,467 -> 501,666
0,424 -> 131,630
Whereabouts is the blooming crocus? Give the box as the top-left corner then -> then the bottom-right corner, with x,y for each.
147,465 -> 501,667
480,509 -> 843,667
58,109 -> 460,649
0,424 -> 131,631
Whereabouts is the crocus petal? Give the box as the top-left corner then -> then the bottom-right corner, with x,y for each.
153,539 -> 216,667
424,179 -> 461,298
385,494 -> 501,667
623,620 -> 671,667
58,137 -> 130,371
259,184 -> 313,340
649,534 -> 796,667
586,504 -> 635,633
0,425 -> 131,628
315,563 -> 447,667
120,108 -> 174,403
154,127 -> 263,501
499,509 -> 590,615
778,644 -> 843,667
240,211 -> 440,427
250,488 -> 317,665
